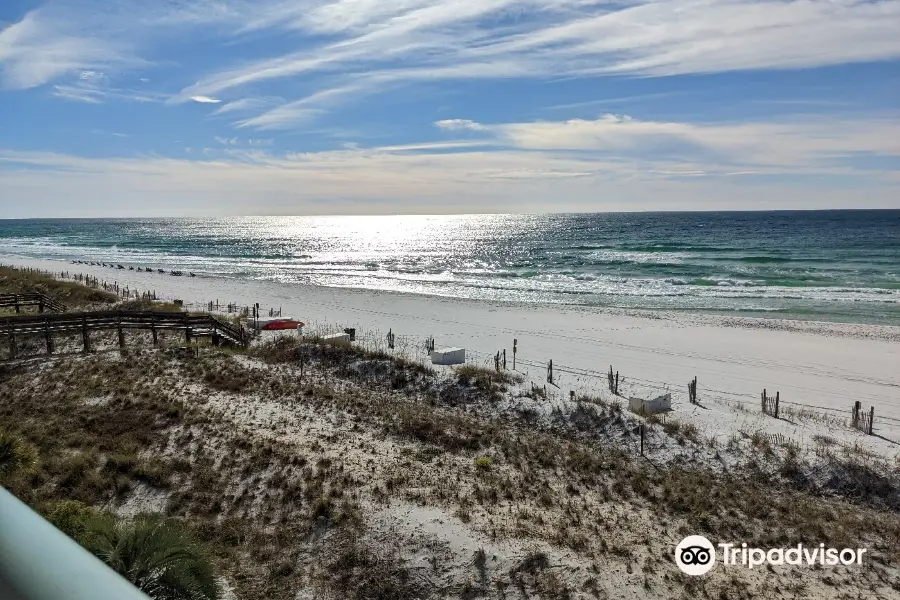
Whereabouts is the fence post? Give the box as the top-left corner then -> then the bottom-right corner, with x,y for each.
38,297 -> 44,314
640,423 -> 645,456
82,315 -> 90,353
44,319 -> 53,356
502,349 -> 507,370
512,339 -> 517,370
852,400 -> 861,427
774,392 -> 780,419
868,406 -> 874,435
117,316 -> 125,348
151,316 -> 158,346
547,359 -> 553,384
615,371 -> 619,395
762,389 -> 766,413
184,314 -> 192,344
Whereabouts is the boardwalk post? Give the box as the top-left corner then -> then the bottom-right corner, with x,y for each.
82,315 -> 90,353
868,406 -> 874,435
14,296 -> 20,314
44,319 -> 53,356
183,314 -> 192,344
38,297 -> 44,313
774,391 -> 780,419
117,316 -> 125,348
151,317 -> 158,346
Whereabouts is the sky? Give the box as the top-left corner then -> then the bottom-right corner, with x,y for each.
0,0 -> 898,217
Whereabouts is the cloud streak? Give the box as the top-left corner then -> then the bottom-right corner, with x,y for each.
167,0 -> 900,128
0,10 -> 133,90
435,114 -> 900,169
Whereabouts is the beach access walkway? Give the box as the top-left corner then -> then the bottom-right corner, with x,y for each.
1,310 -> 247,359
0,293 -> 67,314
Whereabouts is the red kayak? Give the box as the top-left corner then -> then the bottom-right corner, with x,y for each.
257,318 -> 304,331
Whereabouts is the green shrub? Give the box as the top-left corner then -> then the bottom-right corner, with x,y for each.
0,430 -> 37,482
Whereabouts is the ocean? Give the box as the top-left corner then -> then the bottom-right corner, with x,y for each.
1,211 -> 898,325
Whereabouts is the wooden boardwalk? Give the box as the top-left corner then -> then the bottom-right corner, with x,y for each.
2,310 -> 247,358
0,293 -> 67,314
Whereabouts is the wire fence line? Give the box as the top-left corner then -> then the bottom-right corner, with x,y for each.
288,320 -> 900,431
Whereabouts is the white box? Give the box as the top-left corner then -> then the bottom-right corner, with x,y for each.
430,347 -> 466,365
629,393 -> 672,415
321,332 -> 351,345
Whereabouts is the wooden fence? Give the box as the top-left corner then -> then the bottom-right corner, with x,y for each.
0,293 -> 67,314
2,310 -> 247,359
851,401 -> 875,435
761,389 -> 780,418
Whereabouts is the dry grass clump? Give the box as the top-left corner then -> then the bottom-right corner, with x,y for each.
117,298 -> 185,312
313,530 -> 433,600
454,364 -> 523,394
0,265 -> 117,309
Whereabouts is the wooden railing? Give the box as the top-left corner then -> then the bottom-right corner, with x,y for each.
0,293 -> 67,314
2,310 -> 247,359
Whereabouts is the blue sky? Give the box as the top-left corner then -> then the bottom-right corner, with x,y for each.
0,0 -> 898,216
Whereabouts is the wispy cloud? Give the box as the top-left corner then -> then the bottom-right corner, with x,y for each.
435,114 -> 900,169
435,119 -> 487,132
0,10 -> 133,90
169,0 -> 900,128
190,95 -> 221,103
52,70 -> 168,104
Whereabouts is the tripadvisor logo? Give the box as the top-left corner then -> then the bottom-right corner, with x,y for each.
675,536 -> 867,576
675,536 -> 716,576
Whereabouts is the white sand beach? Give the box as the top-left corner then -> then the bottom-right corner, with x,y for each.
5,254 -> 899,460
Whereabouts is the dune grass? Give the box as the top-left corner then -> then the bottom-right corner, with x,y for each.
0,265 -> 117,309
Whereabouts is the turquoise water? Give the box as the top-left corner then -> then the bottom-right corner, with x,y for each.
1,211 -> 898,324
